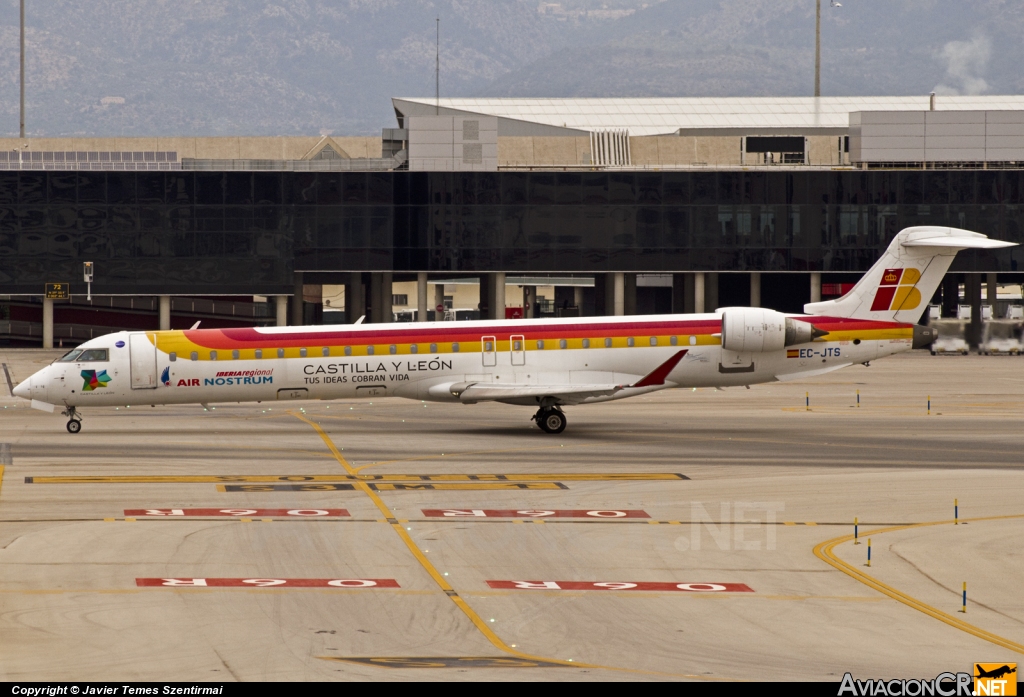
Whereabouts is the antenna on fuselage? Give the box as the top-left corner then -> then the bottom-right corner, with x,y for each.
354,315 -> 365,325
189,321 -> 201,330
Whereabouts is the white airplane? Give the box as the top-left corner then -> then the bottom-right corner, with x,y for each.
11,227 -> 1013,434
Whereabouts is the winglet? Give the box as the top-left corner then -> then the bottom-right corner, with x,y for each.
631,350 -> 688,388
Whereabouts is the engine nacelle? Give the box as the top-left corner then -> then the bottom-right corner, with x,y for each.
720,308 -> 823,352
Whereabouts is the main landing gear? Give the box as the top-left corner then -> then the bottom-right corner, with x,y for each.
62,406 -> 82,434
532,407 -> 567,434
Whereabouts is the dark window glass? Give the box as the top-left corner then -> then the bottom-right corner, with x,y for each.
899,172 -> 923,205
949,172 -> 975,204
608,174 -> 636,204
137,174 -> 164,203
0,173 -> 16,204
339,172 -> 364,202
637,174 -> 662,204
165,173 -> 194,204
78,173 -> 106,203
253,173 -> 282,204
196,173 -> 225,205
501,173 -> 528,204
691,173 -> 716,204
48,174 -> 77,203
581,173 -> 608,204
107,173 -> 136,204
555,173 -> 581,204
717,173 -> 742,204
476,173 -> 500,204
225,173 -> 253,204
367,172 -> 391,204
19,174 -> 45,204
318,174 -> 341,204
286,173 -> 317,204
529,174 -> 556,204
923,172 -> 948,204
662,173 -> 689,204
409,172 -> 429,205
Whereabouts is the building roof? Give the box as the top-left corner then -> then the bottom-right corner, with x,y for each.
394,96 -> 1024,137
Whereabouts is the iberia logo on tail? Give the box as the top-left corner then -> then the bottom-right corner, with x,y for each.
870,267 -> 922,312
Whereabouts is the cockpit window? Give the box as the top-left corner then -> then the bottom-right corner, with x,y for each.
77,349 -> 109,362
58,349 -> 84,362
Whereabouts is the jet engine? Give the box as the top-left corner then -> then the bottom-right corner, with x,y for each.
720,308 -> 826,352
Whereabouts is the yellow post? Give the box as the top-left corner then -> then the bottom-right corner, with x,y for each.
806,391 -> 810,411
866,538 -> 871,567
961,581 -> 967,613
856,389 -> 860,407
854,516 -> 860,544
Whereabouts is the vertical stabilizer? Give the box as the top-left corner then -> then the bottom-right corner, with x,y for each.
803,227 -> 1014,322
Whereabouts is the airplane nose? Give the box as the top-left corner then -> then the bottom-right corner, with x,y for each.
13,378 -> 31,399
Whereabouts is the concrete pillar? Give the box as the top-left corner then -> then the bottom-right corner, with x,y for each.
810,272 -> 822,304
705,272 -> 719,312
417,272 -> 428,322
159,295 -> 171,330
523,286 -> 536,319
381,272 -> 393,323
941,274 -> 959,318
479,275 -> 492,319
275,296 -> 288,327
694,272 -> 705,313
492,272 -> 506,320
750,272 -> 761,307
612,272 -> 625,316
346,273 -> 366,324
968,273 -> 983,348
623,273 -> 637,315
290,273 -> 304,326
42,297 -> 53,349
574,286 -> 584,312
434,283 -> 445,320
986,272 -> 998,315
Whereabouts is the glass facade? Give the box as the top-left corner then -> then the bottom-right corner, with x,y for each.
1,170 -> 1021,295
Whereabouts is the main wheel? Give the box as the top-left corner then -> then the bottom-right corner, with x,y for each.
536,409 -> 566,434
66,420 -> 82,434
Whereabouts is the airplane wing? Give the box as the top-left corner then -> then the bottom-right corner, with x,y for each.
448,350 -> 688,405
775,363 -> 852,382
455,383 -> 623,405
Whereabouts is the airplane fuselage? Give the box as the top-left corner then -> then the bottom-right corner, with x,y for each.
19,313 -> 915,410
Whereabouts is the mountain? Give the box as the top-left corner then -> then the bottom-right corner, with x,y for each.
0,0 -> 1021,137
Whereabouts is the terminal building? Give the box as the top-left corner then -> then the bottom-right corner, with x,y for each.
2,95 -> 1024,347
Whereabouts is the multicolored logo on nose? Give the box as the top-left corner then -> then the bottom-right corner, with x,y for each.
870,267 -> 923,312
81,369 -> 111,391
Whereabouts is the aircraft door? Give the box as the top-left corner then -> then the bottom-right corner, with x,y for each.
481,336 -> 497,367
510,334 -> 525,366
128,333 -> 158,389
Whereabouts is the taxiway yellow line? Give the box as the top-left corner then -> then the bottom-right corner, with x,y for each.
814,514 -> 1024,655
289,412 -> 726,680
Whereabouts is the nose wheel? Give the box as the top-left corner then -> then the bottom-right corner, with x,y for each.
533,407 -> 567,434
61,406 -> 82,434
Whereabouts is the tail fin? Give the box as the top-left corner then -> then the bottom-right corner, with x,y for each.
804,227 -> 1015,322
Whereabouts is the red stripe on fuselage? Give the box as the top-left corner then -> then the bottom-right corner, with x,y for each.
180,319 -> 724,350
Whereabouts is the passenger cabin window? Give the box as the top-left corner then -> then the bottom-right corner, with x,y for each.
582,339 -> 590,348
410,344 -> 419,354
232,350 -> 240,359
169,352 -> 177,362
429,343 -> 438,353
255,349 -> 263,359
512,339 -> 522,351
484,340 -> 493,352
58,349 -> 84,362
190,351 -> 198,361
277,348 -> 285,358
650,337 -> 658,346
689,336 -> 697,346
389,345 -> 397,355
78,349 -> 109,361
210,351 -> 217,361
300,348 -> 307,358
367,346 -> 375,355
670,336 -> 678,346
452,343 -> 460,352
344,346 -> 352,356
604,338 -> 612,348
627,337 -> 635,347
559,339 -> 567,349
321,347 -> 329,357
536,340 -> 544,350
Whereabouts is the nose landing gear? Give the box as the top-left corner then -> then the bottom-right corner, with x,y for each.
61,406 -> 82,434
532,407 -> 567,434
